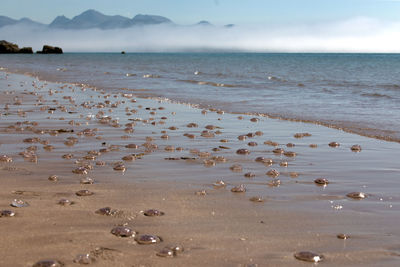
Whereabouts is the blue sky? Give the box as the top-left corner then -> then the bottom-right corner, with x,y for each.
2,0 -> 400,25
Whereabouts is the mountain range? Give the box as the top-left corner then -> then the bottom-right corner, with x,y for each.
0,9 -> 232,30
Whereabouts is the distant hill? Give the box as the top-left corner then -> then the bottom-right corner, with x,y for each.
196,20 -> 213,26
0,16 -> 17,27
18,18 -> 45,27
131,14 -> 172,25
0,9 -> 230,30
0,16 -> 45,28
49,15 -> 71,28
56,10 -> 173,29
49,9 -> 133,29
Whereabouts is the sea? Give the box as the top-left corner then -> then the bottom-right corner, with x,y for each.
1,53 -> 399,142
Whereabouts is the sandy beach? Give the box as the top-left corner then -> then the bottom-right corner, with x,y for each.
1,71 -> 400,267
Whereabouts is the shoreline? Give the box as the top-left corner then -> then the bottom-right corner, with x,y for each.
1,71 -> 400,266
2,65 -> 399,144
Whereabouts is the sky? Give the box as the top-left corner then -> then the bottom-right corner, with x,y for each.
1,0 -> 400,25
2,0 -> 400,52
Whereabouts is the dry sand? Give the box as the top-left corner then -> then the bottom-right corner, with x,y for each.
0,71 -> 400,266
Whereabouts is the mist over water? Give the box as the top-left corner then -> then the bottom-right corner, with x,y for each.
1,17 -> 400,52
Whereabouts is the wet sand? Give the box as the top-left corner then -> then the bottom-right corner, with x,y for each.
0,71 -> 400,266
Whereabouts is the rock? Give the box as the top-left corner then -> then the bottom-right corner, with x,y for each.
19,47 -> 33,53
32,259 -> 65,267
294,251 -> 324,263
0,40 -> 40,54
0,40 -> 20,53
0,40 -> 33,54
37,45 -> 63,54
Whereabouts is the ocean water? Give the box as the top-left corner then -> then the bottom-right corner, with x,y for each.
1,53 -> 399,142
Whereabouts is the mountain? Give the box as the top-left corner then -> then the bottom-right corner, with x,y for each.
131,14 -> 172,25
49,9 -> 130,29
0,10 -> 231,30
0,16 -> 44,28
99,15 -> 132,29
0,16 -> 17,27
48,10 -> 172,29
49,15 -> 71,28
196,20 -> 213,26
18,18 -> 45,27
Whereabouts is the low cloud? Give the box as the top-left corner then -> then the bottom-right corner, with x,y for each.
1,17 -> 400,53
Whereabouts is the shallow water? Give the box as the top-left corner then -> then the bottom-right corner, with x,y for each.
1,53 -> 400,142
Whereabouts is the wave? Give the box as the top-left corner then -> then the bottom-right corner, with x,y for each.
361,92 -> 393,99
237,112 -> 400,143
267,76 -> 287,82
178,79 -> 236,88
143,74 -> 161,78
382,84 -> 400,90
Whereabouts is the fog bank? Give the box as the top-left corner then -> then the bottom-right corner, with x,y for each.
1,17 -> 399,53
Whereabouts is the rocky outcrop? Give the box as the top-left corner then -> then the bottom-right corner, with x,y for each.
37,45 -> 63,54
0,40 -> 19,53
0,40 -> 62,54
0,40 -> 33,54
19,47 -> 33,53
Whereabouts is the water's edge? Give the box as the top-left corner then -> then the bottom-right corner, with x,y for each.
1,64 -> 399,144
